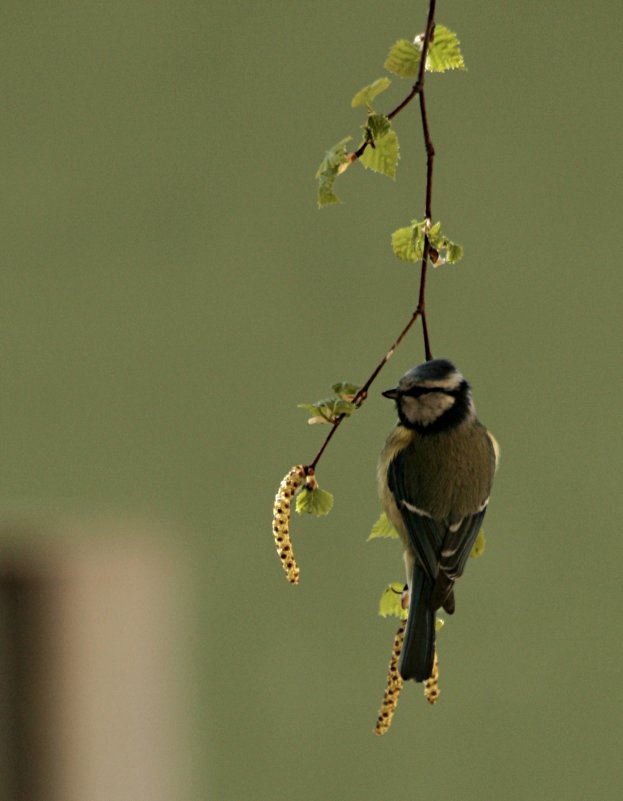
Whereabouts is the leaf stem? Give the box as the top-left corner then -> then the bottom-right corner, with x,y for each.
308,0 -> 438,471
419,234 -> 433,361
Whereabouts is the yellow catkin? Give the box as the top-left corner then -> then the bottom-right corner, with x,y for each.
424,649 -> 440,704
272,465 -> 306,584
374,620 -> 406,736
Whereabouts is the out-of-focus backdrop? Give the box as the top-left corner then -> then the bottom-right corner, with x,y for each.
1,1 -> 621,799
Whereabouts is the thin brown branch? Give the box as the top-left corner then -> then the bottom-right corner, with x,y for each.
416,1 -> 436,362
307,0 -> 438,471
308,306 -> 423,470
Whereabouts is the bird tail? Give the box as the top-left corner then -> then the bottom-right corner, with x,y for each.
432,571 -> 456,614
399,563 -> 435,682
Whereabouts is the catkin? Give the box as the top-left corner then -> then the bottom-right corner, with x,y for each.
424,649 -> 440,704
272,465 -> 306,584
374,620 -> 406,736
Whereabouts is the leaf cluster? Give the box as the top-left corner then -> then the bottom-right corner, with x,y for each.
316,23 -> 465,207
298,381 -> 361,425
384,25 -> 465,77
391,219 -> 463,266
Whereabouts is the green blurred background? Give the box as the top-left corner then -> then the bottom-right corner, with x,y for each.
1,0 -> 622,798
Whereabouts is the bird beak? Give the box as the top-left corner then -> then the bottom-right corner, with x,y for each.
382,387 -> 400,400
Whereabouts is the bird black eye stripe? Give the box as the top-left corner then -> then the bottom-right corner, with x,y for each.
402,387 -> 461,398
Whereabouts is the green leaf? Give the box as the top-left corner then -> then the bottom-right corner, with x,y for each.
447,242 -> 464,263
359,115 -> 400,179
424,24 -> 465,73
385,26 -> 465,80
315,137 -> 352,208
378,584 -> 445,627
351,77 -> 391,109
384,38 -> 421,78
391,220 -> 426,262
332,399 -> 358,416
295,487 -> 334,516
378,582 -> 408,619
428,221 -> 442,239
331,382 -> 361,400
298,395 -> 358,424
427,220 -> 464,266
298,381 -> 362,424
368,512 -> 400,540
470,529 -> 486,558
364,114 -> 391,140
297,402 -> 332,424
391,225 -> 416,261
392,219 -> 463,266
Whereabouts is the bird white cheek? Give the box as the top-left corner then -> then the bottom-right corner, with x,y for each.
401,394 -> 456,426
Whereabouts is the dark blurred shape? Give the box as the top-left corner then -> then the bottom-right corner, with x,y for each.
0,563 -> 55,801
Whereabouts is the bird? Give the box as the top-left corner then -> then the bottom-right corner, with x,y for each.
377,359 -> 499,682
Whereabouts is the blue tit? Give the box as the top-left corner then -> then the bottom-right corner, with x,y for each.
377,359 -> 499,682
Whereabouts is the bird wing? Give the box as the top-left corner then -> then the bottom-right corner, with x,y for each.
387,445 -> 488,608
387,449 -> 445,582
439,510 -> 487,579
431,509 -> 487,609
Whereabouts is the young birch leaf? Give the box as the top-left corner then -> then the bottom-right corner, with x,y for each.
298,382 -> 361,424
379,583 -> 408,620
424,25 -> 465,72
365,114 -> 391,140
351,77 -> 391,109
297,397 -> 357,424
332,399 -> 358,416
391,220 -> 426,262
295,487 -> 334,517
427,221 -> 464,266
331,381 -> 361,400
315,136 -> 352,208
358,114 -> 399,178
368,512 -> 400,540
360,129 -> 400,178
446,242 -> 464,264
391,225 -> 419,262
470,529 -> 486,558
428,221 -> 442,239
297,403 -> 333,424
384,38 -> 421,78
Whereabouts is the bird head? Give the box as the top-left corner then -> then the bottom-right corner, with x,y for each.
382,359 -> 474,433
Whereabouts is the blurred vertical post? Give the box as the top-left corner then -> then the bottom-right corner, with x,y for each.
0,524 -> 189,801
